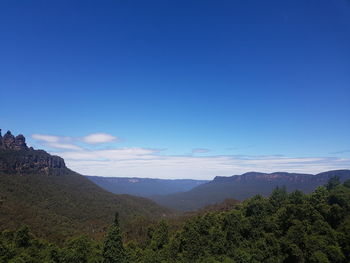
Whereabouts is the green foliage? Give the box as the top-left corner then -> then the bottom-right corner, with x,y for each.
150,220 -> 169,250
2,176 -> 350,262
344,179 -> 350,188
14,225 -> 30,248
102,213 -> 126,263
326,175 -> 341,190
0,171 -> 170,243
310,251 -> 330,263
60,235 -> 101,263
269,186 -> 288,211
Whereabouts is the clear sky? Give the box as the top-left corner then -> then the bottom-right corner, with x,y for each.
1,0 -> 349,179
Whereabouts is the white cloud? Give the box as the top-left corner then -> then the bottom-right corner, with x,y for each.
47,142 -> 82,150
32,134 -> 60,143
53,148 -> 350,180
31,133 -> 350,179
32,132 -> 118,150
59,148 -> 156,161
82,133 -> 117,144
32,134 -> 81,150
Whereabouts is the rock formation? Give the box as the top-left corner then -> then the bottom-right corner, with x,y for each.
0,129 -> 69,175
0,129 -> 28,151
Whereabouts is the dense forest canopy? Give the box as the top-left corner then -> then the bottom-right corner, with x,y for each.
1,177 -> 350,263
0,172 -> 171,243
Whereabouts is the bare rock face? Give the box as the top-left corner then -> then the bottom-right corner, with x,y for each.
14,134 -> 27,150
0,150 -> 68,175
2,131 -> 16,149
0,130 -> 28,151
0,129 -> 69,176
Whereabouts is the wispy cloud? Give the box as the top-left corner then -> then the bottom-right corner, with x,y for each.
32,133 -> 350,179
32,134 -> 60,143
82,133 -> 118,144
192,148 -> 211,153
32,132 -> 118,150
32,134 -> 81,150
55,148 -> 350,179
46,142 -> 82,150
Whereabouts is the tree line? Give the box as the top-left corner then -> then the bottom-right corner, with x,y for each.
1,177 -> 350,263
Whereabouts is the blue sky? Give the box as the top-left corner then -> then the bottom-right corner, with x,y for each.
0,0 -> 349,179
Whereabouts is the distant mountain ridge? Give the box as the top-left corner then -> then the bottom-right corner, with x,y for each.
86,176 -> 209,197
151,170 -> 350,211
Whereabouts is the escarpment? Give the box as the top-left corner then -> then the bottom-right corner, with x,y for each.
0,129 -> 69,175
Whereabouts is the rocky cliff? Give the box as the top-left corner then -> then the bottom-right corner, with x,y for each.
0,129 -> 29,151
0,129 -> 69,175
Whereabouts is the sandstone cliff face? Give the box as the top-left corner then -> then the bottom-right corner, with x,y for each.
0,129 -> 69,176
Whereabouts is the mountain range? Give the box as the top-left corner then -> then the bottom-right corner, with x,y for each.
1,129 -> 350,240
150,170 -> 350,211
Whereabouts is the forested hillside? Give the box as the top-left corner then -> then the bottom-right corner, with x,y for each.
1,177 -> 349,262
0,131 -> 171,243
0,172 -> 171,244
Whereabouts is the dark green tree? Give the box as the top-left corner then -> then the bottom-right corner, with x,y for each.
343,179 -> 350,188
326,176 -> 341,190
13,225 -> 30,248
269,186 -> 288,211
310,251 -> 329,263
0,240 -> 13,262
102,212 -> 126,263
150,220 -> 169,250
61,235 -> 93,263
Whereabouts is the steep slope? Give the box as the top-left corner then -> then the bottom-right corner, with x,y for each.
0,130 -> 170,243
151,170 -> 350,211
86,176 -> 209,197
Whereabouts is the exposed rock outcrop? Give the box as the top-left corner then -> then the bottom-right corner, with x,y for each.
0,130 -> 28,151
0,129 -> 69,176
14,134 -> 27,150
